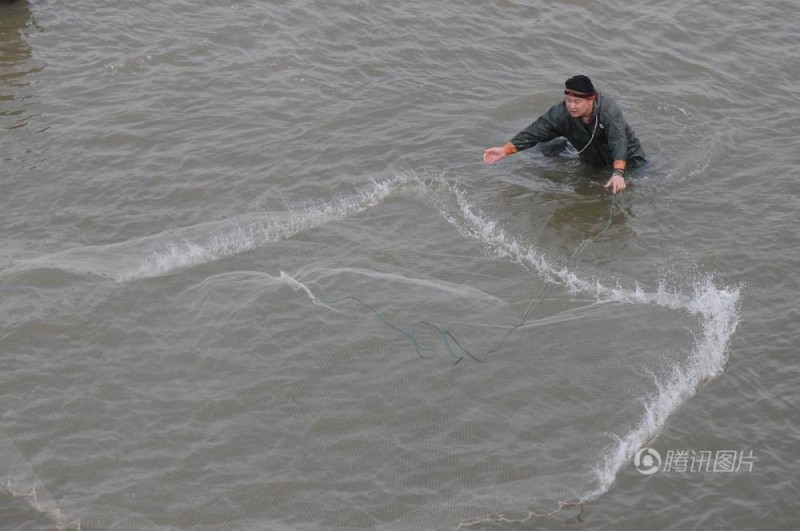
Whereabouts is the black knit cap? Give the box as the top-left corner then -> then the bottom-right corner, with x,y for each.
564,75 -> 595,96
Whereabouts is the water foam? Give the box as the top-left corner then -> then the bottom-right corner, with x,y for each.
4,172 -> 742,514
588,276 -> 741,499
269,175 -> 741,504
1,176 -> 416,283
426,176 -> 742,502
121,176 -> 417,281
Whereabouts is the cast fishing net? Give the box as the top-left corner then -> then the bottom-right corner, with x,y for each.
0,175 -> 739,530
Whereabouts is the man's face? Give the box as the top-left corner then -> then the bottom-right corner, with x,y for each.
564,95 -> 593,118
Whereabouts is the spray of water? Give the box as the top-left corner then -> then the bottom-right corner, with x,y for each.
0,172 -> 741,529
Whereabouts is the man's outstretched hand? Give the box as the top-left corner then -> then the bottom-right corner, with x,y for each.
483,147 -> 507,164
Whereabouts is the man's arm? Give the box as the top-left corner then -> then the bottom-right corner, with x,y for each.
602,101 -> 630,193
483,105 -> 562,164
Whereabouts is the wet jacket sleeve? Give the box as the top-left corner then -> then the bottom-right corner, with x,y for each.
508,104 -> 563,152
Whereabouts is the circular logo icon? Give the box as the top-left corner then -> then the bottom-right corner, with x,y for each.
634,447 -> 661,475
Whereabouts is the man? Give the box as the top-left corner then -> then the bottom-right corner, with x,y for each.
483,75 -> 646,194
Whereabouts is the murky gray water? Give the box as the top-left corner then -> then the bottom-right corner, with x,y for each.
1,1 -> 798,529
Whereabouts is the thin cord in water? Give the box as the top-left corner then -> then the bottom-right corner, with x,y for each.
312,194 -> 620,364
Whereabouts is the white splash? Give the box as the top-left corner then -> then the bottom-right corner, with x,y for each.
588,276 -> 741,498
1,175 -> 417,283
120,177 -> 411,281
426,176 -> 741,502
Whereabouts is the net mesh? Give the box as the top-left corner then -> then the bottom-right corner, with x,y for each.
0,176 -> 738,530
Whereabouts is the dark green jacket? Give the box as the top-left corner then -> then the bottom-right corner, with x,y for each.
509,92 -> 646,167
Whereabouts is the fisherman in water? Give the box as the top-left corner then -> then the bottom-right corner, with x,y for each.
483,75 -> 646,194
